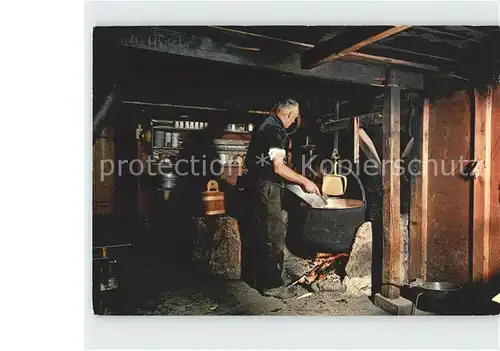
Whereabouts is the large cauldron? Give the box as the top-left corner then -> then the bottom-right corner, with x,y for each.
285,165 -> 367,256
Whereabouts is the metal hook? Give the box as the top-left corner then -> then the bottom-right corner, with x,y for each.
331,148 -> 340,160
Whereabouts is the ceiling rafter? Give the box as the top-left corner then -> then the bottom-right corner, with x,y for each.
115,27 -> 424,90
301,26 -> 412,69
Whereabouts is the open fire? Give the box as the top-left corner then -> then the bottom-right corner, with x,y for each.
290,252 -> 349,287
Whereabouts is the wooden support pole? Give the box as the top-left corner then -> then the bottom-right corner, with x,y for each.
333,100 -> 340,152
381,70 -> 402,299
409,98 -> 429,281
353,116 -> 360,164
93,89 -> 117,145
472,86 -> 493,283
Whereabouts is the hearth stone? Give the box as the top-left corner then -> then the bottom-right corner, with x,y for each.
343,221 -> 372,296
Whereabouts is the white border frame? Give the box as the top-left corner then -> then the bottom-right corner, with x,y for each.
84,1 -> 500,349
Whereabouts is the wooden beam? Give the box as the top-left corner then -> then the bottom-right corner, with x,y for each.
116,27 -> 424,90
349,52 -> 440,72
472,86 -> 493,283
207,26 -> 448,75
360,44 -> 457,69
451,31 -> 500,84
381,70 -> 402,299
409,98 -> 429,282
320,112 -> 382,133
208,26 -> 315,49
301,26 -> 411,69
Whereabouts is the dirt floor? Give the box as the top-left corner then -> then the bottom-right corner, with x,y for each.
126,265 -> 387,316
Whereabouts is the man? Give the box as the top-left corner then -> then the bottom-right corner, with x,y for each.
243,99 -> 320,296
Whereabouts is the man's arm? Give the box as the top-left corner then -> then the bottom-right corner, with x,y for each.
271,152 -> 320,194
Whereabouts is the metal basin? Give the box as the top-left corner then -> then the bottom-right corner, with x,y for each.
412,281 -> 463,314
420,282 -> 462,300
422,282 -> 462,292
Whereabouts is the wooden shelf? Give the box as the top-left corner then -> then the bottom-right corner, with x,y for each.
152,125 -> 251,135
152,146 -> 183,150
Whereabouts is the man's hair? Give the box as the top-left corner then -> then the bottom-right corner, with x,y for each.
271,99 -> 299,115
271,99 -> 301,134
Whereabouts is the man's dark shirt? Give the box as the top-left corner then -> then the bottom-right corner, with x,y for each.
245,114 -> 288,186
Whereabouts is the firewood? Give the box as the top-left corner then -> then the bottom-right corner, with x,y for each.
290,275 -> 306,286
290,253 -> 349,286
316,253 -> 333,259
297,292 -> 313,300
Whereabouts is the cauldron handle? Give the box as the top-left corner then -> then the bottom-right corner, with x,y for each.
411,292 -> 424,315
338,165 -> 366,202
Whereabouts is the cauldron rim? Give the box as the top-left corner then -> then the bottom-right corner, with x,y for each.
298,198 -> 366,211
309,198 -> 365,210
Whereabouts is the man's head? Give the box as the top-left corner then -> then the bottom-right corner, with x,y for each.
272,99 -> 300,129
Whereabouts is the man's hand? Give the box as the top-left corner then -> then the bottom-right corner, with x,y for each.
272,155 -> 321,195
302,178 -> 320,195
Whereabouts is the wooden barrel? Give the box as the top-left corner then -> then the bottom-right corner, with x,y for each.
202,180 -> 225,215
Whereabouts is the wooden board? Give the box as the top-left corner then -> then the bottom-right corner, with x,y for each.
408,99 -> 429,281
489,86 -> 500,279
426,91 -> 471,283
472,87 -> 492,283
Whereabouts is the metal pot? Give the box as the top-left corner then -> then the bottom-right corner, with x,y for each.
411,282 -> 462,315
159,171 -> 178,189
421,282 -> 462,297
285,165 -> 367,256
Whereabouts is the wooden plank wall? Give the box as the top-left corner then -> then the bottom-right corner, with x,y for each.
426,91 -> 471,282
410,86 -> 500,284
489,87 -> 500,279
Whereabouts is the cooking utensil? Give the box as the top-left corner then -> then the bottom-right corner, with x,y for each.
165,132 -> 172,147
285,184 -> 327,208
401,137 -> 415,159
154,130 -> 165,148
172,133 -> 179,148
159,172 -> 178,189
359,128 -> 382,167
411,281 -> 462,315
322,149 -> 347,196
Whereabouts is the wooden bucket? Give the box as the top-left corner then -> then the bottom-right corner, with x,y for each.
202,180 -> 225,215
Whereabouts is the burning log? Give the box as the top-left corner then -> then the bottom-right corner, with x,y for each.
289,253 -> 348,287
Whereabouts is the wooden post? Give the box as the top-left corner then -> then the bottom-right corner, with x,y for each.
353,116 -> 360,164
93,89 -> 117,145
333,100 -> 340,152
409,99 -> 429,281
381,70 -> 402,299
472,86 -> 493,283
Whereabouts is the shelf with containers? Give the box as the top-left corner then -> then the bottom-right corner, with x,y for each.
148,119 -> 254,186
